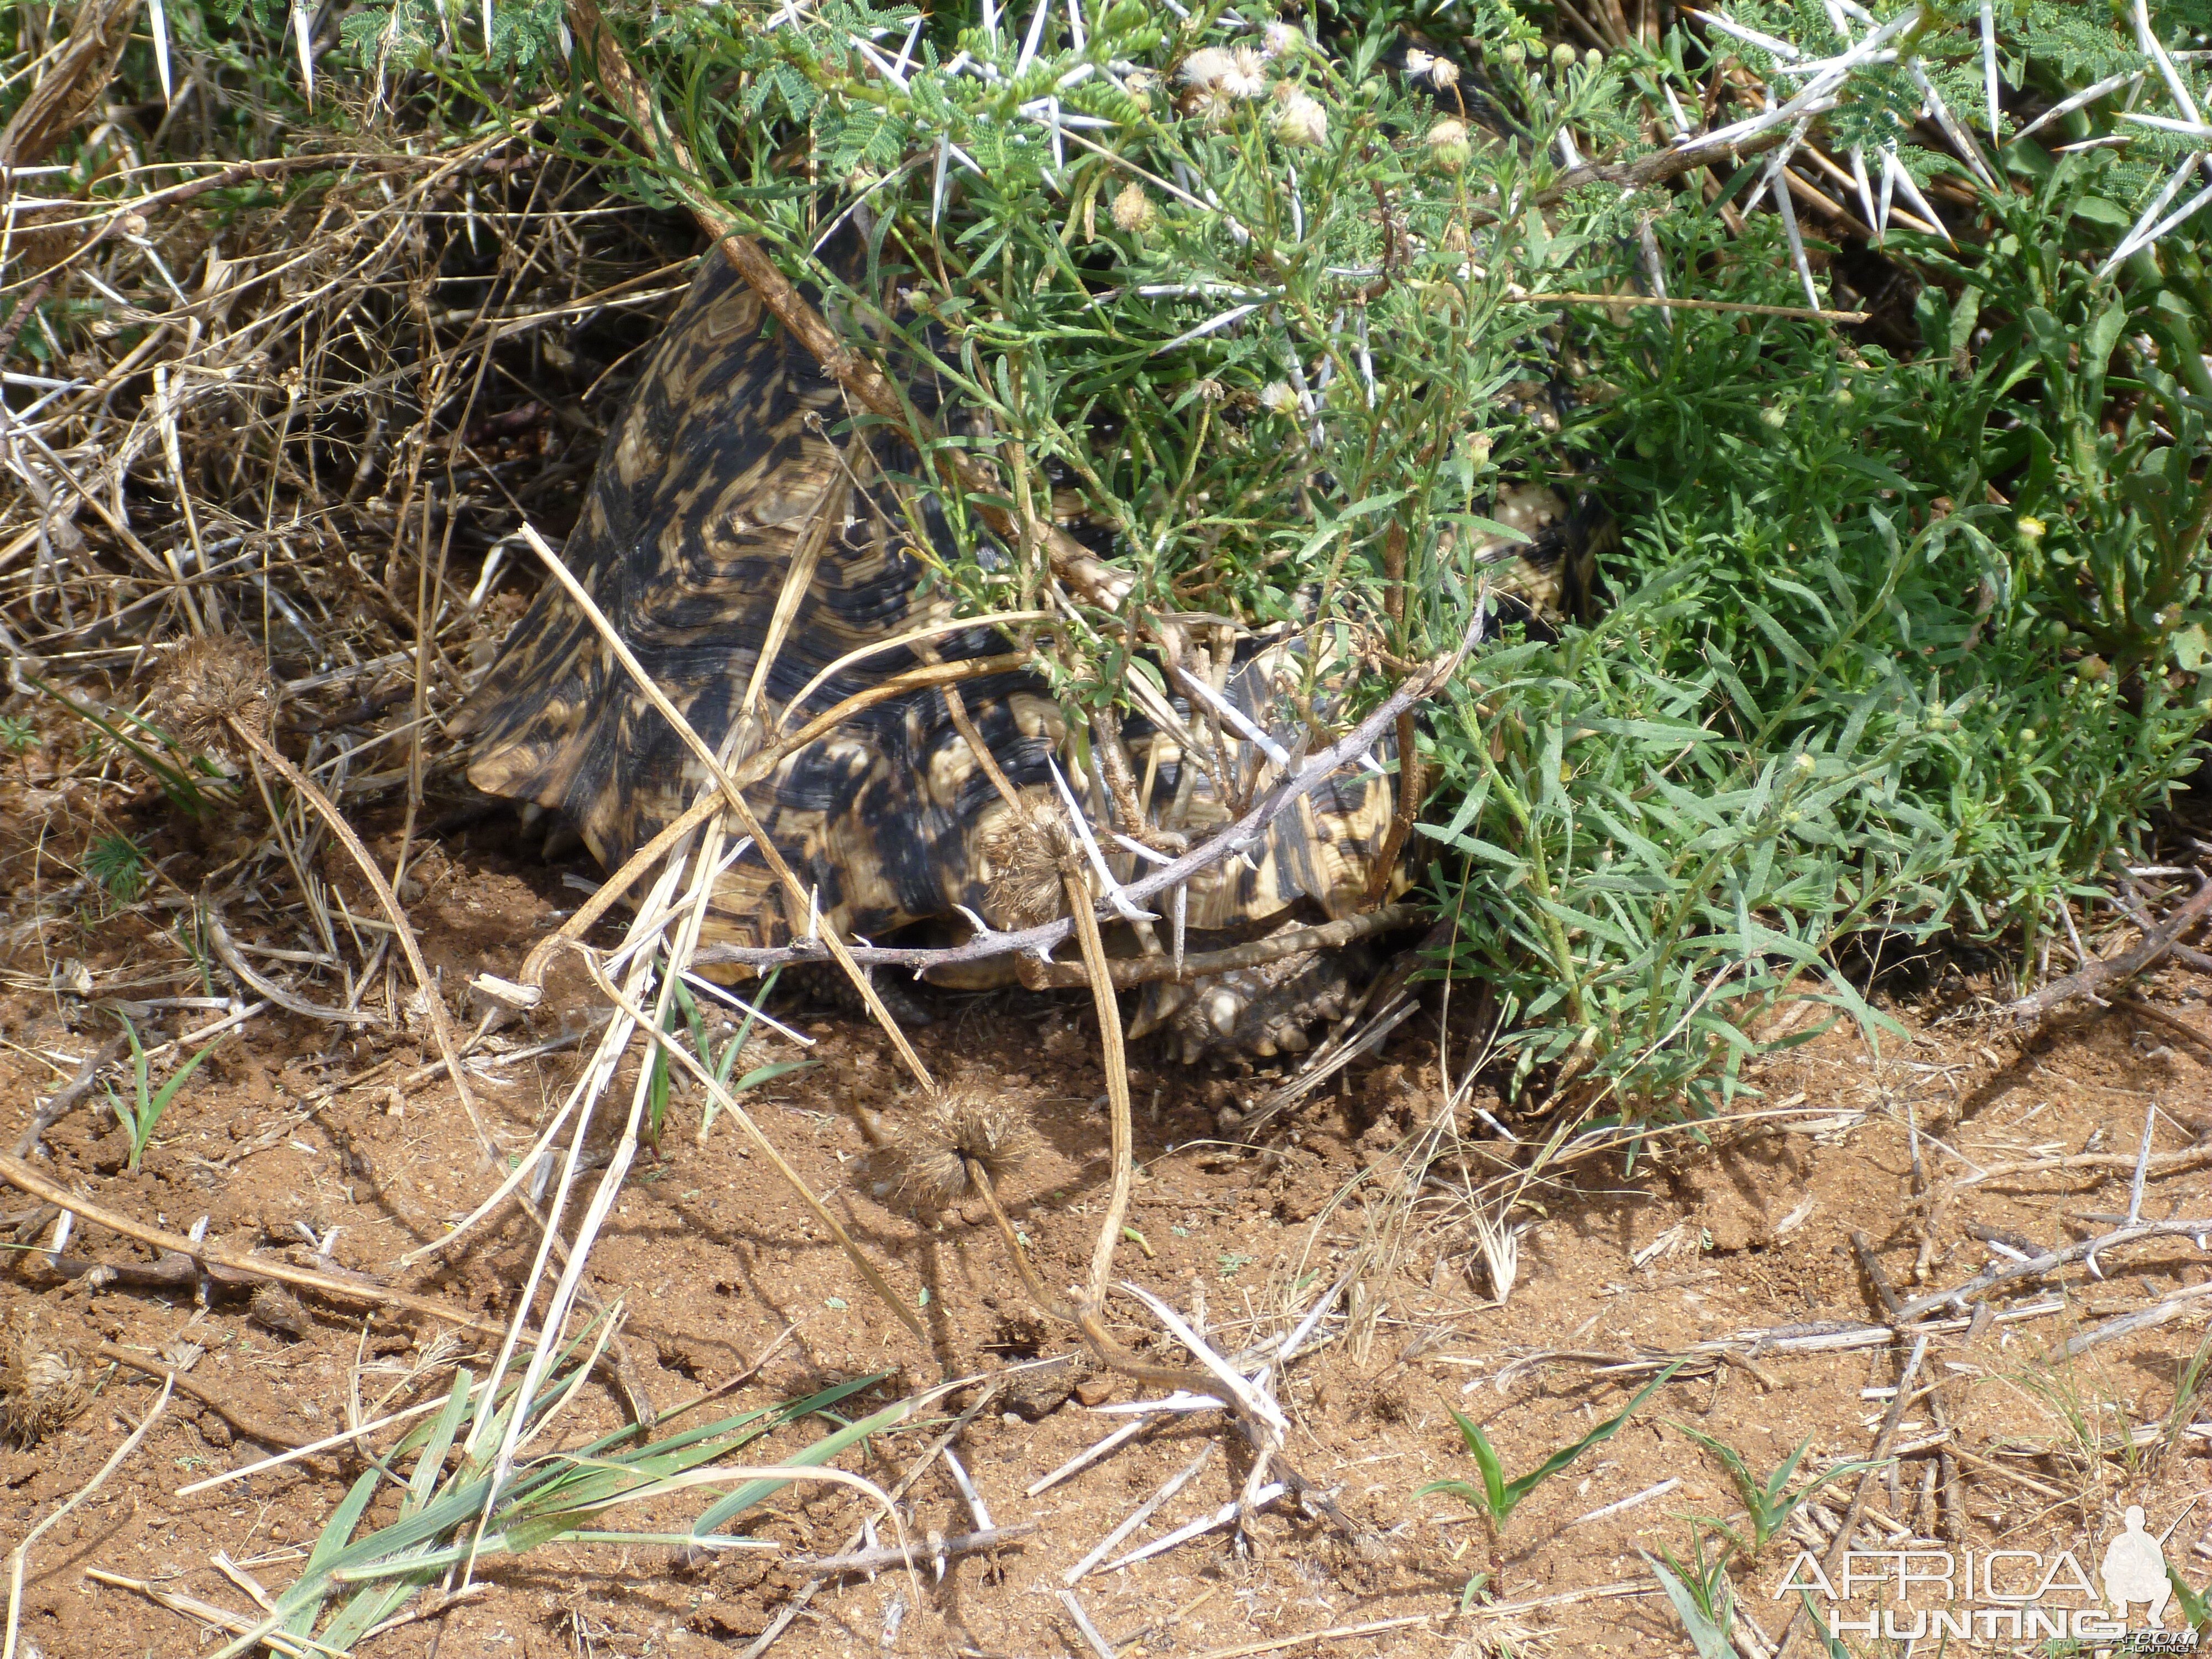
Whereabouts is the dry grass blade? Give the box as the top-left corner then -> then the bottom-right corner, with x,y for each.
570,926 -> 927,1344
503,650 -> 1030,990
510,523 -> 936,1093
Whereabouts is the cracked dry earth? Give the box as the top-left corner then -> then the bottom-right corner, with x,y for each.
1,810 -> 2210,1658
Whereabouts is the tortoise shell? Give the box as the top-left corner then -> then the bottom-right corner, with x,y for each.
456,253 -> 1603,1039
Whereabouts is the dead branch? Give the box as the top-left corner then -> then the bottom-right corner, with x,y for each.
0,0 -> 137,170
2004,879 -> 2212,1018
1775,1335 -> 1926,1659
11,1031 -> 127,1157
0,1152 -> 515,1339
1893,1215 -> 2212,1321
792,1522 -> 1040,1577
1019,904 -> 1418,991
695,612 -> 1480,977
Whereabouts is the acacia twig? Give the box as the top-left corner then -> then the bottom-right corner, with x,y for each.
2005,879 -> 2212,1017
695,612 -> 1482,977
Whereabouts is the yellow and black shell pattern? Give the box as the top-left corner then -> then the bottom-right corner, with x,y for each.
455,253 -> 1454,955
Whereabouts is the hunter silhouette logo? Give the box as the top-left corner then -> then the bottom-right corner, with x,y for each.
2101,1506 -> 2172,1630
1772,1501 -> 2200,1647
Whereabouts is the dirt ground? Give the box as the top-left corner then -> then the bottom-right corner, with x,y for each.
1,777 -> 2210,1659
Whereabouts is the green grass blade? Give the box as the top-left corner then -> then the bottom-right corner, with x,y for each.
691,1389 -> 921,1533
1641,1550 -> 1733,1659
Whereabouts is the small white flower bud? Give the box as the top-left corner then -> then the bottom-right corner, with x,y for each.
1261,20 -> 1306,59
1551,40 -> 1578,70
1428,56 -> 1460,90
1259,380 -> 1300,415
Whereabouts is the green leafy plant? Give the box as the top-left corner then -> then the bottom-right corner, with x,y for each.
2162,1329 -> 2212,1467
211,1336 -> 917,1658
0,716 -> 35,755
28,677 -> 228,817
1672,1422 -> 1888,1562
105,1013 -> 226,1173
1419,1359 -> 1682,1533
2168,1564 -> 2210,1636
83,833 -> 149,906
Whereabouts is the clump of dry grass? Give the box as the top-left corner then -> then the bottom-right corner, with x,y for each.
0,60 -> 685,1016
887,1090 -> 1042,1208
0,1311 -> 86,1448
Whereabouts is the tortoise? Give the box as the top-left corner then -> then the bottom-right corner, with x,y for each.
455,252 -> 1606,1060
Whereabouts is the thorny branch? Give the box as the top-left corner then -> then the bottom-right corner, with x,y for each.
694,611 -> 1483,977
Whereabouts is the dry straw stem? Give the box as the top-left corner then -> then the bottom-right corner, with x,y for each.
211,691 -> 494,1150
2,1375 -> 171,1659
80,1572 -> 324,1659
509,649 -> 1029,987
0,1152 -> 517,1339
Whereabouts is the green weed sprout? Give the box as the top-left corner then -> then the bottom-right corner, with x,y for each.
646,969 -> 811,1145
1672,1421 -> 1887,1562
1642,1535 -> 1736,1659
1420,1359 -> 1683,1533
84,833 -> 148,906
105,1012 -> 225,1172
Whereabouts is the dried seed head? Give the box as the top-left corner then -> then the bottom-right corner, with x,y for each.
978,808 -> 1068,931
1110,182 -> 1156,236
1185,84 -> 1236,127
249,1283 -> 311,1340
1178,46 -> 1237,88
1404,48 -> 1436,80
1428,56 -> 1460,90
0,1314 -> 85,1448
155,632 -> 273,756
889,1092 -> 1041,1207
1222,45 -> 1270,99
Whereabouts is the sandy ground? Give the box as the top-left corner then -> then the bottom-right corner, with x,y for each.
1,775 -> 2209,1659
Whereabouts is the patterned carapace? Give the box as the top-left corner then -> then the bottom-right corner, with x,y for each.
456,253 -> 1606,1055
